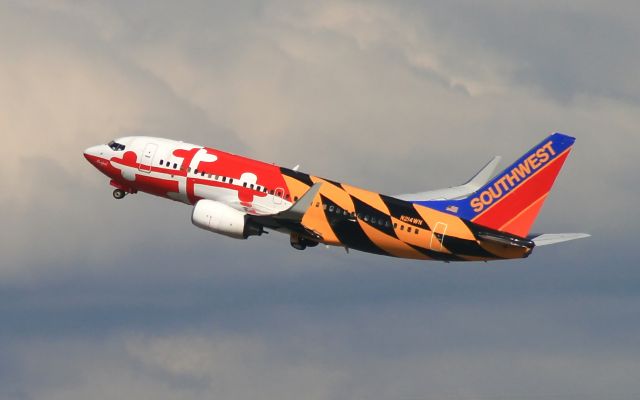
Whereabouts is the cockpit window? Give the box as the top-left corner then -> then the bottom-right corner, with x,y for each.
108,140 -> 126,151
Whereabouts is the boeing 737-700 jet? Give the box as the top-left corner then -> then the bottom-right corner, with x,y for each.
84,133 -> 588,261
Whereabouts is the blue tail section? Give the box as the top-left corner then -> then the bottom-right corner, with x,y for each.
414,133 -> 575,236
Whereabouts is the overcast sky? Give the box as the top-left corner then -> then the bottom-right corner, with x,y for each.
1,1 -> 639,399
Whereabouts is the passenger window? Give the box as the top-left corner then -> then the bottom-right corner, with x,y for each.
407,227 -> 412,233
371,217 -> 376,224
329,205 -> 334,212
201,171 -> 205,177
194,169 -> 198,174
243,182 -> 247,188
250,184 -> 254,189
336,207 -> 341,214
415,229 -> 419,234
400,225 -> 404,231
393,222 -> 397,228
230,178 -> 234,184
173,163 -> 178,169
160,160 -> 164,166
208,174 -> 212,178
294,196 -> 299,201
364,215 -> 369,222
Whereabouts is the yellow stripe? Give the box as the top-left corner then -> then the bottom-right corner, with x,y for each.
359,221 -> 430,260
341,184 -> 390,214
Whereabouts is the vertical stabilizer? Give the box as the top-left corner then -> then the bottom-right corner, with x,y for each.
415,133 -> 575,237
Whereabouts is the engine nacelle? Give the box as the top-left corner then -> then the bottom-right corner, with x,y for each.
192,200 -> 263,239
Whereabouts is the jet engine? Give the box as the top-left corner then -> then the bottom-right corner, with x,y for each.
192,200 -> 264,239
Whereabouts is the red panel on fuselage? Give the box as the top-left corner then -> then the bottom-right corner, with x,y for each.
196,147 -> 289,192
134,174 -> 180,197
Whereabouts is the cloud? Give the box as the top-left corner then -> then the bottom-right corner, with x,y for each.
1,1 -> 639,398
2,0 -> 636,277
4,295 -> 640,400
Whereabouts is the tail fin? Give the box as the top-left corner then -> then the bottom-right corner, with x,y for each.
416,133 -> 575,237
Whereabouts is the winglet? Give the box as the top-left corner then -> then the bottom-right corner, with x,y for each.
277,182 -> 323,221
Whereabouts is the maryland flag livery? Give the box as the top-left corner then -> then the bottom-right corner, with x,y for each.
84,133 -> 589,262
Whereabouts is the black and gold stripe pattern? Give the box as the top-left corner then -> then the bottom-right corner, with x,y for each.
281,169 -> 533,261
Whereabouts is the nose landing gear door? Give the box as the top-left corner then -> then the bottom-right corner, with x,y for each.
139,143 -> 158,173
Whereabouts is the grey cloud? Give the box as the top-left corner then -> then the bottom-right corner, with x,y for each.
3,286 -> 639,400
400,0 -> 640,103
1,0 -> 639,399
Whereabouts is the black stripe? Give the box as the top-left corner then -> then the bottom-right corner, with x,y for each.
380,194 -> 431,231
440,236 -> 501,259
349,195 -> 398,238
280,168 -> 314,187
321,195 -> 391,256
408,244 -> 464,261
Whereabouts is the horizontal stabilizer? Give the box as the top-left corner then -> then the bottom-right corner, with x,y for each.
395,156 -> 502,201
529,233 -> 590,246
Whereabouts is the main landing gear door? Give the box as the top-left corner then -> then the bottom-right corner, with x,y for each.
139,143 -> 158,173
429,222 -> 448,251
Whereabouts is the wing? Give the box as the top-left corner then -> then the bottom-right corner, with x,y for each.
394,156 -> 501,201
248,182 -> 324,240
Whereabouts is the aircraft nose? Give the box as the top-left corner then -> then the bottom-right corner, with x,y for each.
83,145 -> 103,160
83,145 -> 108,167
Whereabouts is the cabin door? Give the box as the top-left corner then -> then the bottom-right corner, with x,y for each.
429,222 -> 448,251
139,143 -> 158,173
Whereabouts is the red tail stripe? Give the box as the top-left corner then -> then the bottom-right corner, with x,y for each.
498,193 -> 548,237
472,149 -> 571,233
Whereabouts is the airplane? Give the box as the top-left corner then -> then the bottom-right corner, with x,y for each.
83,133 -> 589,262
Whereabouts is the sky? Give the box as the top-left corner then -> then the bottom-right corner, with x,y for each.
1,0 -> 639,399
